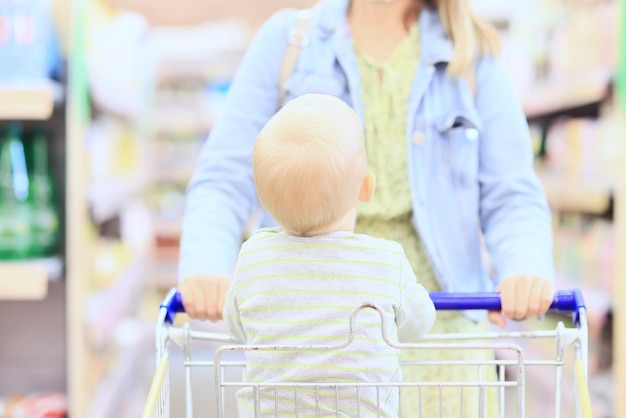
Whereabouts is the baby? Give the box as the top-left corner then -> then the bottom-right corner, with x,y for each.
223,93 -> 436,417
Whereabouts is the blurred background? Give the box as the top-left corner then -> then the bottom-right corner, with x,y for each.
0,0 -> 624,416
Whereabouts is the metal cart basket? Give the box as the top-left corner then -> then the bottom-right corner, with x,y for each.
142,288 -> 592,418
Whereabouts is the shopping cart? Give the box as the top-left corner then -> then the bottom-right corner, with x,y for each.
142,288 -> 592,418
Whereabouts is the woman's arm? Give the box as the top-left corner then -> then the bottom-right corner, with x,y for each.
475,54 -> 555,283
475,55 -> 556,326
179,10 -> 297,281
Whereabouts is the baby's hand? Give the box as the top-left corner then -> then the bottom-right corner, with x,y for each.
487,275 -> 554,329
179,275 -> 230,321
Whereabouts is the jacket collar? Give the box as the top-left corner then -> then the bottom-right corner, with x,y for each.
316,0 -> 454,66
418,6 -> 454,65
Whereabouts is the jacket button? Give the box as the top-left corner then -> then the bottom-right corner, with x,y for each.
465,128 -> 479,142
412,132 -> 425,145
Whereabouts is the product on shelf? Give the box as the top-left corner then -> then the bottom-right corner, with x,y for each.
552,215 -> 615,300
0,0 -> 59,82
0,124 -> 34,260
0,124 -> 60,260
547,1 -> 619,82
90,239 -> 134,290
0,392 -> 67,418
146,183 -> 185,248
27,128 -> 60,257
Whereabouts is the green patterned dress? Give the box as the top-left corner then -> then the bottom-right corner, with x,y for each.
354,24 -> 498,418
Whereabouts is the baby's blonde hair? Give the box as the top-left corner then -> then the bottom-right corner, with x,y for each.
253,94 -> 366,236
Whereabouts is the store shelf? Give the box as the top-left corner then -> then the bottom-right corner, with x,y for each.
149,21 -> 248,84
0,257 -> 63,300
0,392 -> 68,416
523,77 -> 611,124
539,173 -> 613,216
150,165 -> 195,185
88,177 -> 145,223
87,319 -> 153,418
0,82 -> 61,120
153,215 -> 182,244
85,261 -> 146,349
151,107 -> 214,136
146,250 -> 178,291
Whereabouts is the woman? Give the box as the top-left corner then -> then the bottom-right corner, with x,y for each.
178,0 -> 555,415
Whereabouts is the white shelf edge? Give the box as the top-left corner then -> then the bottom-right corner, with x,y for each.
0,82 -> 59,120
538,173 -> 612,215
0,256 -> 63,300
523,74 -> 610,120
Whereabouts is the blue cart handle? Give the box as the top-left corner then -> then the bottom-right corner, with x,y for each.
160,288 -> 185,324
160,288 -> 586,325
430,289 -> 586,324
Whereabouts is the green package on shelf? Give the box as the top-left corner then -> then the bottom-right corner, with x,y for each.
0,124 -> 60,260
26,128 -> 60,257
0,123 -> 34,260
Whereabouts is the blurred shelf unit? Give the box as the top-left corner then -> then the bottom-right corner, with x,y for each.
527,86 -> 620,296
142,25 -> 240,268
148,21 -> 249,84
146,246 -> 179,291
77,16 -> 249,411
525,78 -> 616,219
0,1 -> 70,409
517,1 -> 622,415
86,318 -> 153,418
538,173 -> 613,218
86,261 -> 147,349
88,177 -> 146,224
0,257 -> 63,300
0,81 -> 63,120
524,76 -> 613,141
81,125 -> 153,414
73,9 -> 249,417
524,78 -> 611,126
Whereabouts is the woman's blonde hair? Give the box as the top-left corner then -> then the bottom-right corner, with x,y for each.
420,0 -> 501,88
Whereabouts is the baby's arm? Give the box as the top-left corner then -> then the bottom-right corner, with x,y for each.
223,284 -> 247,343
395,251 -> 436,342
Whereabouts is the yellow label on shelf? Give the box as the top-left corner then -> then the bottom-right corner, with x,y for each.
0,84 -> 54,120
0,263 -> 48,300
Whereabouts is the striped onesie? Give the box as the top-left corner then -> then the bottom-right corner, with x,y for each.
223,228 -> 436,417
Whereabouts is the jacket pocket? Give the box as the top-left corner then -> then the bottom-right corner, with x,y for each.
435,110 -> 481,187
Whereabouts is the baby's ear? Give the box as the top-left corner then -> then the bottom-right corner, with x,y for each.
358,172 -> 376,203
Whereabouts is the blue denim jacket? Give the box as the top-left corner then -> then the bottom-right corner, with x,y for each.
179,0 -> 555,298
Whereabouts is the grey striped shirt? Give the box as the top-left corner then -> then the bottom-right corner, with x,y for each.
224,228 -> 436,417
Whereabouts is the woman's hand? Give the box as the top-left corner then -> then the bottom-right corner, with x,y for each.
179,275 -> 231,321
487,275 -> 555,329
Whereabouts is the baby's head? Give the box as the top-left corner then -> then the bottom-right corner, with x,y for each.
253,94 -> 373,236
